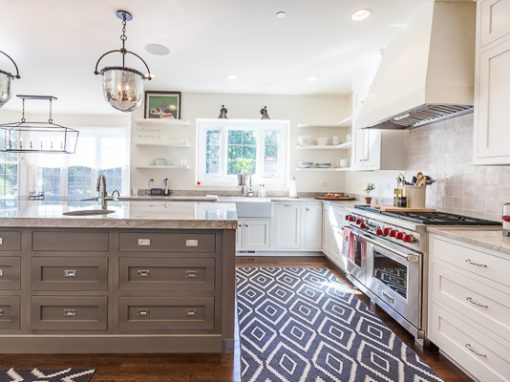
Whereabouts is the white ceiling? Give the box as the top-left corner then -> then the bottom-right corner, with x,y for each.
0,0 -> 428,114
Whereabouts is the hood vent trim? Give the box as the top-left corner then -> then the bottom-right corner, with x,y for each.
364,103 -> 473,130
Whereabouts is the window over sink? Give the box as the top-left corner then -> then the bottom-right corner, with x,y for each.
196,119 -> 289,187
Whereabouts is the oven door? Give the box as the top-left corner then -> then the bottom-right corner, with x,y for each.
345,228 -> 367,285
364,234 -> 422,328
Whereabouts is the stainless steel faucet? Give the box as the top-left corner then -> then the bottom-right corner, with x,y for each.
96,175 -> 108,209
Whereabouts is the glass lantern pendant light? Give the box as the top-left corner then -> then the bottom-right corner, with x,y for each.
0,50 -> 21,108
94,10 -> 152,112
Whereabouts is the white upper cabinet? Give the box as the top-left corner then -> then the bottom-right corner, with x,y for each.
474,0 -> 510,164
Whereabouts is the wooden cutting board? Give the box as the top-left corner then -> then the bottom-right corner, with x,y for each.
315,194 -> 356,201
374,205 -> 436,212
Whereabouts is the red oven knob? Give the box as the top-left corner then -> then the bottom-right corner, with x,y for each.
359,222 -> 367,229
403,234 -> 414,243
502,215 -> 510,222
356,218 -> 362,225
389,230 -> 397,237
375,228 -> 384,236
383,227 -> 390,236
345,215 -> 353,221
396,232 -> 404,240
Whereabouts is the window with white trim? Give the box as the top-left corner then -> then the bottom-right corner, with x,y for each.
27,126 -> 129,200
196,119 -> 289,187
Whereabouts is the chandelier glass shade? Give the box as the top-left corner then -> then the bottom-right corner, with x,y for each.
0,50 -> 21,108
94,10 -> 152,112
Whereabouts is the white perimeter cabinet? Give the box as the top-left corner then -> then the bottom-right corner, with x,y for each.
428,233 -> 510,382
322,203 -> 348,271
236,201 -> 323,253
474,0 -> 510,164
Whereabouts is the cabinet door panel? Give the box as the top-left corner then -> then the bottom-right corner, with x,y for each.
475,38 -> 510,163
302,204 -> 322,250
480,0 -> 510,47
243,220 -> 270,250
273,204 -> 300,249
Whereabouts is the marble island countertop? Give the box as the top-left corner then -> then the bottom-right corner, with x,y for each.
427,227 -> 510,256
0,200 -> 238,229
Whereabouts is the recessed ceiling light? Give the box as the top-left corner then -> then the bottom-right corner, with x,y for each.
351,9 -> 371,21
275,11 -> 287,19
390,23 -> 408,28
307,76 -> 318,82
145,43 -> 170,56
227,75 -> 238,80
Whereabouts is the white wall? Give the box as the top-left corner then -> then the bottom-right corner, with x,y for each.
130,92 -> 351,193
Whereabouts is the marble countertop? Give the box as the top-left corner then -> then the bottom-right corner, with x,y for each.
427,227 -> 510,256
0,200 -> 237,229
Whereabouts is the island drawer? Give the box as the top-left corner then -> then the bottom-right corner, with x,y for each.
31,296 -> 107,331
119,232 -> 216,253
31,257 -> 108,291
118,296 -> 214,331
32,231 -> 109,252
0,232 -> 21,252
119,258 -> 214,291
0,296 -> 20,330
0,257 -> 21,290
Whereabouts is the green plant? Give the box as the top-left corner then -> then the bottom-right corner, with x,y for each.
234,158 -> 254,175
364,183 -> 375,195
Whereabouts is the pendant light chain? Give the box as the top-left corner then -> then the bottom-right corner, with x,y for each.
21,98 -> 26,123
120,13 -> 127,67
48,98 -> 53,123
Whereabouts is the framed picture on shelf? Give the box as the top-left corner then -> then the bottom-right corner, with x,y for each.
144,91 -> 181,119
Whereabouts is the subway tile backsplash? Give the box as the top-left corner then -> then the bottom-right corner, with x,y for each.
405,113 -> 510,217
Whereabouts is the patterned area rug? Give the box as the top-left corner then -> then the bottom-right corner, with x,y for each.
0,368 -> 95,382
236,266 -> 443,382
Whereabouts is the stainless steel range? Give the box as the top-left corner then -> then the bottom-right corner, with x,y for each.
343,205 -> 500,345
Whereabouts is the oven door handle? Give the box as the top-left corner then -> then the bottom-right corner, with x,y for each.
361,234 -> 420,263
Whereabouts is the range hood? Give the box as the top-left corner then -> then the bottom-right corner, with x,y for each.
358,0 -> 476,130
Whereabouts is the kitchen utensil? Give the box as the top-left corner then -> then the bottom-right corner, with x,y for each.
317,137 -> 329,146
315,193 -> 356,201
503,202 -> 510,237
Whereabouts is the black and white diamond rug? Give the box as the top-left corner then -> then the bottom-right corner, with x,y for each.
0,368 -> 95,382
236,266 -> 443,382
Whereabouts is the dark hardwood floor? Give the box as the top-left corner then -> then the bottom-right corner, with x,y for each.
0,257 -> 472,382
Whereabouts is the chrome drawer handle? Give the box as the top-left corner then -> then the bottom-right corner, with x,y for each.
63,309 -> 77,318
136,269 -> 151,278
185,270 -> 198,279
382,291 -> 395,304
185,309 -> 197,317
0,268 -> 3,277
0,237 -> 3,245
0,308 -> 5,316
466,297 -> 488,309
137,309 -> 150,317
64,269 -> 77,278
137,238 -> 151,247
465,259 -> 487,268
465,343 -> 487,358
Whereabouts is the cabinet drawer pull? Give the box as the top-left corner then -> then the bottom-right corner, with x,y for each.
382,291 -> 395,304
186,239 -> 198,247
137,238 -> 151,247
63,308 -> 77,318
466,297 -> 488,309
185,309 -> 197,317
185,270 -> 198,279
137,309 -> 150,317
136,269 -> 151,278
0,308 -> 5,316
0,268 -> 3,277
465,259 -> 487,268
64,269 -> 77,278
0,237 -> 3,245
465,343 -> 487,358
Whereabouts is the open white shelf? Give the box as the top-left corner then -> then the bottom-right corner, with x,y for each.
337,115 -> 353,127
295,167 -> 351,172
296,142 -> 352,150
134,119 -> 191,127
134,142 -> 190,148
135,165 -> 190,170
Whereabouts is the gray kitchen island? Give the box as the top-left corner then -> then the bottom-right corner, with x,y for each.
0,200 -> 237,354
